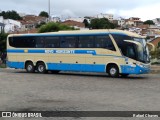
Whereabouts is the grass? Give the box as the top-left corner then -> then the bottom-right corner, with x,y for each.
0,63 -> 6,68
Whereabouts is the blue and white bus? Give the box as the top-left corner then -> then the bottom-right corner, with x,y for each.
7,29 -> 150,77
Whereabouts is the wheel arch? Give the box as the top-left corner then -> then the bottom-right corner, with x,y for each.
25,60 -> 34,69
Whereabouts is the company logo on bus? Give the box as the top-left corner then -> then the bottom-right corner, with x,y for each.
45,50 -> 75,54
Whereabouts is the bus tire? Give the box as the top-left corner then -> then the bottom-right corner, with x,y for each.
108,65 -> 119,77
26,62 -> 35,73
37,62 -> 47,74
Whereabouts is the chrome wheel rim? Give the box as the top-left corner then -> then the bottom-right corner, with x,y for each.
27,65 -> 33,71
110,68 -> 117,75
38,65 -> 44,72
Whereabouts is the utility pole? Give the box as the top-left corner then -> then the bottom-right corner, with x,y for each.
48,0 -> 51,21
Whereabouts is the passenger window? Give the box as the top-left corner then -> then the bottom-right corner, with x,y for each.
36,37 -> 45,48
78,36 -> 94,48
95,35 -> 115,51
60,36 -> 77,48
45,37 -> 60,48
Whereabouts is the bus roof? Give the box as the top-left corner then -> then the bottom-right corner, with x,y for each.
8,29 -> 142,38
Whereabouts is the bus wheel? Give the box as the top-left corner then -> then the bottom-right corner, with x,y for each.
37,62 -> 46,74
108,65 -> 119,77
26,62 -> 35,73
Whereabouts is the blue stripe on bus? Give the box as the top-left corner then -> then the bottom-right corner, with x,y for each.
7,49 -> 24,53
28,50 -> 45,53
7,61 -> 150,74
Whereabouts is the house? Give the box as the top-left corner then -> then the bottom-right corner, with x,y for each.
118,17 -> 126,27
65,17 -> 85,23
137,25 -> 150,36
20,15 -> 48,31
0,16 -> 22,33
13,28 -> 38,34
61,20 -> 87,30
125,17 -> 143,27
4,19 -> 22,33
149,37 -> 160,48
51,17 -> 61,22
129,17 -> 143,26
153,18 -> 160,26
95,13 -> 113,21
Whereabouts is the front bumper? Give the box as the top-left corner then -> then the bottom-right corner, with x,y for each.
121,64 -> 150,74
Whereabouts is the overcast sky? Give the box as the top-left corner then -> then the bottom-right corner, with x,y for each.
0,0 -> 160,21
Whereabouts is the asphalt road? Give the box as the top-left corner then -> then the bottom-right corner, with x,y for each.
0,68 -> 160,120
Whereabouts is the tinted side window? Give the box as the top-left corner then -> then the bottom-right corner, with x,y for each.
95,35 -> 115,51
60,36 -> 77,48
35,37 -> 45,48
45,37 -> 60,48
9,37 -> 36,48
78,36 -> 94,48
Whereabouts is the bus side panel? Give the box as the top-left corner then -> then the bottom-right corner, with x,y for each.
47,63 -> 106,72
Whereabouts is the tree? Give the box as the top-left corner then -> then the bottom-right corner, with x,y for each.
38,22 -> 76,33
0,10 -> 22,20
83,19 -> 89,28
39,11 -> 49,18
35,21 -> 46,28
144,20 -> 155,25
90,18 -> 116,29
0,33 -> 8,52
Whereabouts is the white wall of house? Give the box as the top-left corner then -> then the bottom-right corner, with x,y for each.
0,16 -> 4,23
3,19 -> 22,33
51,17 -> 61,22
118,20 -> 125,26
4,19 -> 21,28
0,16 -> 22,33
126,21 -> 135,26
153,18 -> 160,26
95,13 -> 113,21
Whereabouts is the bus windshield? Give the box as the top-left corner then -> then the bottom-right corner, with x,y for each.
133,38 -> 150,63
111,34 -> 150,64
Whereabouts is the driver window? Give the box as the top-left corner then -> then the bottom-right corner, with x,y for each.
126,46 -> 136,59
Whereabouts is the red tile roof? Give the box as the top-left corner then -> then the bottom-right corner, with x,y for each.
61,20 -> 85,28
